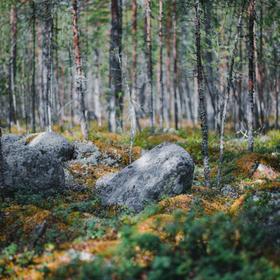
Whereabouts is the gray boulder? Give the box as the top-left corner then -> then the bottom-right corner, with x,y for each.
28,132 -> 74,162
3,143 -> 65,192
1,134 -> 22,154
95,143 -> 194,212
1,134 -> 22,145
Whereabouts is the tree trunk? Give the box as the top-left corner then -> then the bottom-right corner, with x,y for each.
130,0 -> 138,131
144,0 -> 155,129
31,1 -> 36,133
9,4 -> 18,132
72,0 -> 89,139
236,23 -> 243,131
94,49 -> 102,127
173,0 -> 179,130
68,47 -> 75,129
195,1 -> 210,187
247,0 -> 256,152
159,0 -> 164,129
109,0 -> 123,133
256,0 -> 266,130
165,2 -> 172,128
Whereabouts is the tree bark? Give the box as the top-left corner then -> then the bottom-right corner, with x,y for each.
72,0 -> 89,139
159,0 -> 164,129
130,0 -> 138,131
9,4 -> 18,132
31,1 -> 36,133
165,2 -> 172,128
256,0 -> 266,130
68,47 -> 75,129
173,0 -> 179,130
144,0 -> 155,129
109,0 -> 123,133
94,49 -> 102,127
195,1 -> 210,187
247,0 -> 256,152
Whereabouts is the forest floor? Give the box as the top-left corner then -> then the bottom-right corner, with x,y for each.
0,126 -> 280,279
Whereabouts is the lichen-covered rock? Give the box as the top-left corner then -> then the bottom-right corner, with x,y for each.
72,141 -> 101,165
95,143 -> 195,212
3,143 -> 65,192
71,141 -> 119,167
1,134 -> 22,154
28,132 -> 74,162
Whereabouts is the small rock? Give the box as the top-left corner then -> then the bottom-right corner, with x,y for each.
73,141 -> 101,162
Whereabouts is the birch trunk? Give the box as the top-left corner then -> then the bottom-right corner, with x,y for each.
173,0 -> 179,130
159,0 -> 164,129
247,0 -> 256,152
144,0 -> 155,129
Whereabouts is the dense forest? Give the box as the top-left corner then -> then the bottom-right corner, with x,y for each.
0,0 -> 279,279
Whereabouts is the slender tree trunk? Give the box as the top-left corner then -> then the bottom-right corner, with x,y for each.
130,0 -> 138,131
54,13 -> 60,123
247,0 -> 256,152
94,49 -> 102,127
236,23 -> 243,131
165,2 -> 172,128
256,0 -> 266,130
31,1 -> 36,133
195,1 -> 210,187
72,0 -> 89,139
173,0 -> 179,130
144,0 -> 155,129
159,0 -> 164,129
217,9 -> 244,188
9,4 -> 18,132
68,47 -> 75,129
109,0 -> 123,133
37,24 -> 44,129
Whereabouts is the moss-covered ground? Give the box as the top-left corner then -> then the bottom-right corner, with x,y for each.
0,126 -> 280,279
